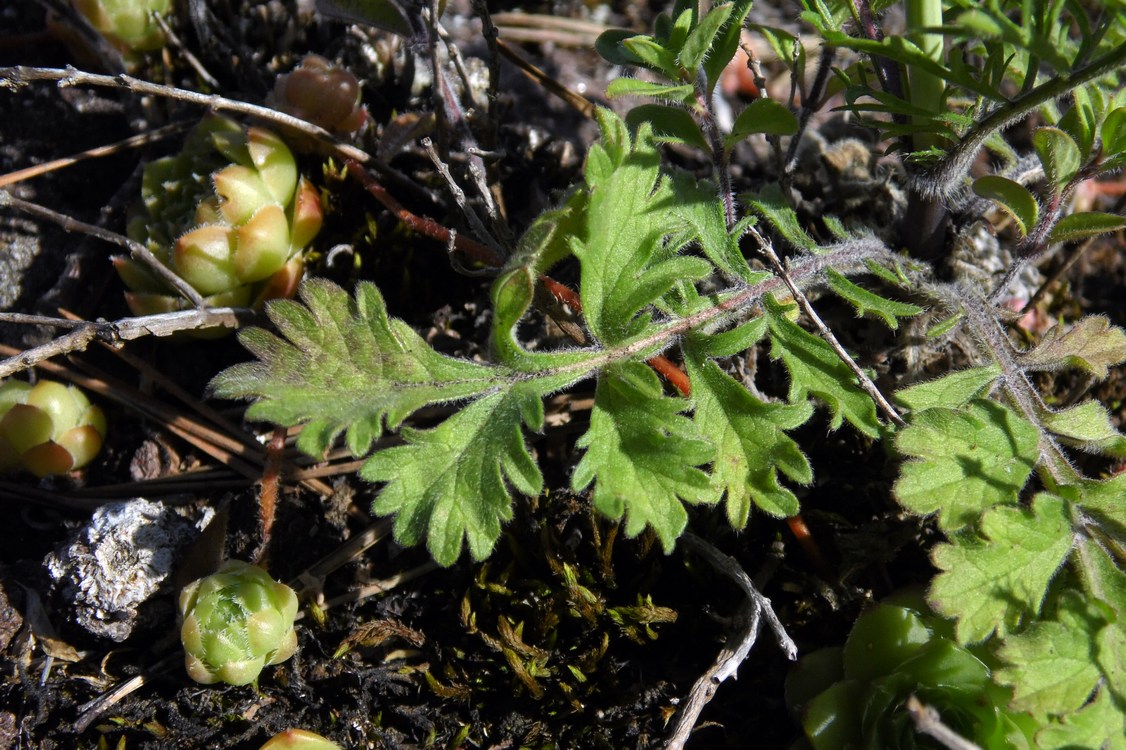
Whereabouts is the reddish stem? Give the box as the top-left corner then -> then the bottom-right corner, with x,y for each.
786,514 -> 836,583
255,427 -> 287,564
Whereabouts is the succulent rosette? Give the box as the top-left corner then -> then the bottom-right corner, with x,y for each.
259,729 -> 342,750
179,560 -> 299,686
71,0 -> 172,53
119,115 -> 322,316
0,379 -> 106,477
272,55 -> 367,135
786,601 -> 1038,750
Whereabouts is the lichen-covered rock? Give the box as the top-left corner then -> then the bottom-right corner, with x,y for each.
44,499 -> 206,641
179,560 -> 299,686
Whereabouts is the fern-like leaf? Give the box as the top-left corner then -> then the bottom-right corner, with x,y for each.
211,279 -> 506,457
361,386 -> 546,566
571,362 -> 715,550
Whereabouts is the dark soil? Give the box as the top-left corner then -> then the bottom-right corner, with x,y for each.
1,2 -> 1124,750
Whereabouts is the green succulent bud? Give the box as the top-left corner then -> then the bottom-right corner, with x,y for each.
259,729 -> 342,750
786,602 -> 1038,750
71,0 -> 172,53
272,55 -> 367,134
179,560 -> 299,686
119,115 -> 323,317
0,379 -> 106,477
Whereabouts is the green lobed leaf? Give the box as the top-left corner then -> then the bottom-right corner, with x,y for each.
1048,211 -> 1126,245
1074,535 -> 1126,622
1017,315 -> 1126,378
573,110 -> 711,345
1035,685 -> 1126,750
683,340 -> 814,527
663,171 -> 758,282
972,175 -> 1039,237
211,279 -> 504,458
1040,400 -> 1126,455
994,592 -> 1106,717
571,362 -> 715,550
724,99 -> 799,148
893,400 -> 1038,530
361,386 -> 546,566
1034,126 -> 1083,189
764,296 -> 881,437
1073,473 -> 1126,530
893,365 -> 1002,412
928,493 -> 1074,644
823,268 -> 924,330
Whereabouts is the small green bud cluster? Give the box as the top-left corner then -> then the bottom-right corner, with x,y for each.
119,115 -> 323,316
786,602 -> 1037,750
0,380 -> 106,477
71,0 -> 172,53
272,55 -> 367,134
179,560 -> 299,686
259,729 -> 342,750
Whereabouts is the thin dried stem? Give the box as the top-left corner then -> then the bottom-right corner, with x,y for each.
748,225 -> 906,427
905,695 -> 984,750
0,65 -> 371,164
0,120 -> 191,189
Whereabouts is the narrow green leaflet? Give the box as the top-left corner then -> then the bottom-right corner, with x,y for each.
972,175 -> 1039,237
571,362 -> 715,550
211,279 -> 504,458
572,110 -> 712,345
1035,686 -> 1126,750
1033,127 -> 1082,189
929,494 -> 1074,643
1048,211 -> 1126,244
361,386 -> 546,566
1017,315 -> 1126,378
1074,535 -> 1126,619
683,343 -> 814,527
748,186 -> 818,253
893,365 -> 1002,411
764,296 -> 881,437
893,399 -> 1038,530
823,268 -> 924,330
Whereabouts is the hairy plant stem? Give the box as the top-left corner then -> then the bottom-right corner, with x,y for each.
914,40 -> 1126,198
959,292 -> 1075,483
749,227 -> 905,427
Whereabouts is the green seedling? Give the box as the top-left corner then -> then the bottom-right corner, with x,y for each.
179,560 -> 299,686
0,379 -> 106,477
118,115 -> 323,316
